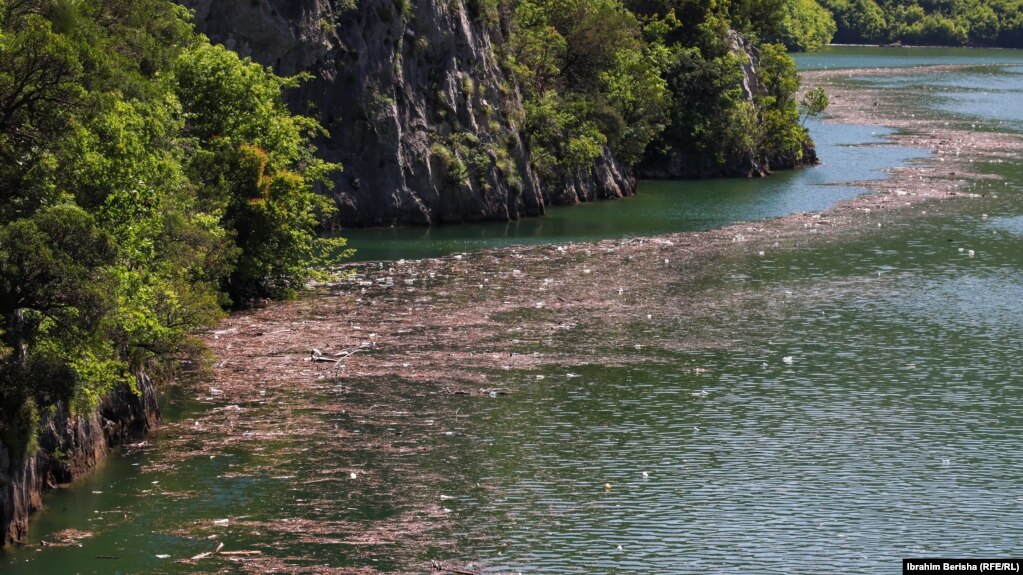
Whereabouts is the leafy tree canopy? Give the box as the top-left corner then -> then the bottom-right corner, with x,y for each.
503,0 -> 813,181
0,0 -> 345,456
817,0 -> 1023,47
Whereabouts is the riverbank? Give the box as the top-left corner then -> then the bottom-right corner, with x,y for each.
163,65 -> 1020,572
1,374 -> 158,546
210,63 -> 1022,406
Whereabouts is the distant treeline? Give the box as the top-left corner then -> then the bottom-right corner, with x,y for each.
777,0 -> 1023,50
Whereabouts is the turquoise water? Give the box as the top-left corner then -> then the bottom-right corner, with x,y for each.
793,45 -> 1023,71
4,48 -> 1023,575
460,169 -> 1023,573
343,122 -> 922,262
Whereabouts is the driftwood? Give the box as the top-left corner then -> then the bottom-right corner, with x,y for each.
431,560 -> 481,575
189,542 -> 225,561
310,343 -> 375,362
220,550 -> 263,556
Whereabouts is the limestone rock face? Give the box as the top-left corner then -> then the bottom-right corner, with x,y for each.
545,148 -> 636,205
179,0 -> 636,226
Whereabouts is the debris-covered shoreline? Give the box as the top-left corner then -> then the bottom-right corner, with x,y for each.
91,65 -> 1023,573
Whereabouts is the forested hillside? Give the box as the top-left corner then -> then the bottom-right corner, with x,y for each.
507,0 -> 815,180
777,0 -> 1023,49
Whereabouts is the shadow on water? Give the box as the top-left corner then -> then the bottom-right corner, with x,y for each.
342,121 -> 925,262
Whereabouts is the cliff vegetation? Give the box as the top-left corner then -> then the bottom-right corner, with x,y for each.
186,0 -> 816,222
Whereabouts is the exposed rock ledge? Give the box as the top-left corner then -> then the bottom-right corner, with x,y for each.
0,375 -> 159,546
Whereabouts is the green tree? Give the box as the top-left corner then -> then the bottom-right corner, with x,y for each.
800,86 -> 829,125
821,0 -> 888,43
756,43 -> 808,165
0,205 -> 119,455
777,0 -> 837,51
506,0 -> 670,184
628,0 -> 812,174
173,42 -> 342,303
815,0 -> 1023,47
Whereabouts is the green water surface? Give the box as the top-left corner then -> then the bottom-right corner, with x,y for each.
341,121 -> 921,262
3,47 -> 1023,574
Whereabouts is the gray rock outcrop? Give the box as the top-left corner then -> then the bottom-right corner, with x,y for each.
1,373 -> 158,545
179,0 -> 635,226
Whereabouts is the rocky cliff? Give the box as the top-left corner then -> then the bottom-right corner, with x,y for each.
1,374 -> 158,545
180,0 -> 635,226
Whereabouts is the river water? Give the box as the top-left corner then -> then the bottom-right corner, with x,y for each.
340,120 -> 922,262
3,47 -> 1023,574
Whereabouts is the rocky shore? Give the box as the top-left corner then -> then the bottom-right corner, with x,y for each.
1,375 -> 158,546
